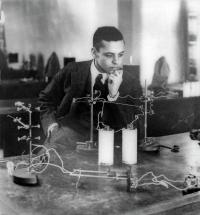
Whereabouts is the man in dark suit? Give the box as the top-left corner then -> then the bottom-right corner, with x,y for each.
39,26 -> 142,153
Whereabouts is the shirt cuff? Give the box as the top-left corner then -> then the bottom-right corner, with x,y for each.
47,122 -> 59,134
107,91 -> 119,101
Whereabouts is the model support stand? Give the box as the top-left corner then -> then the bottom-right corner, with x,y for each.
76,83 -> 97,153
8,102 -> 40,185
139,81 -> 180,153
140,80 -> 159,152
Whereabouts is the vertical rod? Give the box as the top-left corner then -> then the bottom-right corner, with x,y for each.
144,80 -> 147,142
90,79 -> 94,142
29,106 -> 32,171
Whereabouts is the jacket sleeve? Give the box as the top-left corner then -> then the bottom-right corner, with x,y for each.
38,65 -> 72,134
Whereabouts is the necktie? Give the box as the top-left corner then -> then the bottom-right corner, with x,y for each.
93,73 -> 108,98
93,73 -> 103,91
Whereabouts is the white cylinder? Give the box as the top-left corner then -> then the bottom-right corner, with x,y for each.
183,83 -> 186,97
98,129 -> 114,165
198,81 -> 200,96
130,56 -> 133,64
191,82 -> 195,97
183,82 -> 190,97
197,82 -> 200,96
192,82 -> 195,97
0,149 -> 3,159
122,128 -> 137,165
195,82 -> 200,97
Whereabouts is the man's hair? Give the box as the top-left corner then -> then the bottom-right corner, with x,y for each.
93,26 -> 124,50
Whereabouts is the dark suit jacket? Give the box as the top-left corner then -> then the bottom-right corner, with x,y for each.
38,60 -> 142,133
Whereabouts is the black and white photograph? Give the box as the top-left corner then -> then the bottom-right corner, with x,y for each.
0,0 -> 200,214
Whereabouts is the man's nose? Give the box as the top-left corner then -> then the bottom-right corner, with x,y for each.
112,56 -> 119,65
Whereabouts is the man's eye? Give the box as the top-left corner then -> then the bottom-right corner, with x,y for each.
105,54 -> 113,58
119,53 -> 124,58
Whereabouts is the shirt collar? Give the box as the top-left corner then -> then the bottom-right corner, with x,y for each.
90,60 -> 108,87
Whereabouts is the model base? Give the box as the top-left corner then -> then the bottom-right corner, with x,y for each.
12,168 -> 38,186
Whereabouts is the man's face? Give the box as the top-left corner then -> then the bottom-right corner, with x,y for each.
92,40 -> 125,74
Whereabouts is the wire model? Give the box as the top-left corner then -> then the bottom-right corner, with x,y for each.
74,78 -> 180,154
7,101 -> 40,185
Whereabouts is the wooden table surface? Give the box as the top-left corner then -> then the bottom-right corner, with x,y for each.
0,132 -> 200,215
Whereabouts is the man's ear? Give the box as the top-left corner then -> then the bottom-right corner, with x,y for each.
91,47 -> 98,59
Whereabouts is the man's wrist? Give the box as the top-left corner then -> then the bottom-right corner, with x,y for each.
47,123 -> 59,136
107,91 -> 119,101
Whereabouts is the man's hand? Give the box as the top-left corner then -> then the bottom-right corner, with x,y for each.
108,69 -> 123,98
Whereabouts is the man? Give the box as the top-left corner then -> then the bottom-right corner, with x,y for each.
39,26 -> 142,153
